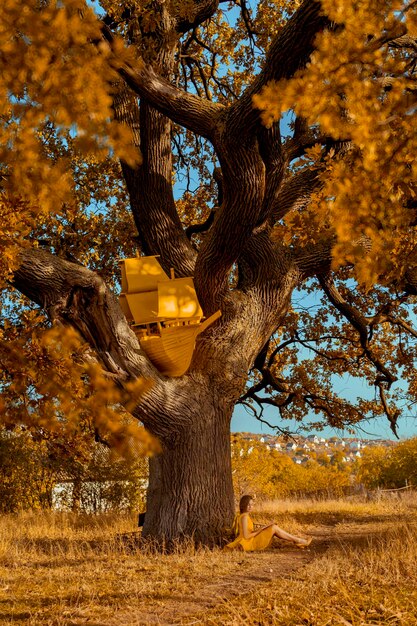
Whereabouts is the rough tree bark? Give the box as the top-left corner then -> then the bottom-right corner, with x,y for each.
12,0 -> 411,543
13,241 -> 302,541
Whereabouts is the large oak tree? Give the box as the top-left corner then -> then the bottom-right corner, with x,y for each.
2,0 -> 417,543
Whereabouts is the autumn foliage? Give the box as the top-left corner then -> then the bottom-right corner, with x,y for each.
231,436 -> 353,500
2,0 -> 417,541
255,0 -> 417,287
358,436 -> 417,489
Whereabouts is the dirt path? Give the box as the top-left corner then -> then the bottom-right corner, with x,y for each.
108,528 -> 333,626
108,550 -> 314,626
108,520 -> 404,626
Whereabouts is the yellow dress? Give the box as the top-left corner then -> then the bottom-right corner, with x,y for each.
225,513 -> 275,551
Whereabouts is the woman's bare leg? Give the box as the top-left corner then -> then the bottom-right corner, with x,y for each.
272,524 -> 310,545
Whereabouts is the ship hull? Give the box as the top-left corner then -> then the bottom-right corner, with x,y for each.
139,325 -> 201,377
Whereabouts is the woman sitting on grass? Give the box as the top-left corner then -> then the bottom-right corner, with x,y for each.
225,495 -> 312,552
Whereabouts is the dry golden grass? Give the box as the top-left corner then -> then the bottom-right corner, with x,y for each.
1,496 -> 416,625
195,522 -> 417,625
189,495 -> 417,625
265,493 -> 417,524
0,511 -> 242,625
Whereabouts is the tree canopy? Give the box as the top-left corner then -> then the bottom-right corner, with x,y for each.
2,0 -> 417,541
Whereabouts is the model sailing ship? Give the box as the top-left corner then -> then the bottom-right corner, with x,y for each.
119,256 -> 221,377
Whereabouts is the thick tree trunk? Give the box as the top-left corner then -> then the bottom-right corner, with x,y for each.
143,392 -> 235,545
12,248 -> 299,545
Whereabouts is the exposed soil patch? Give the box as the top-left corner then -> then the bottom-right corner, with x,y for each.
105,547 -> 313,626
108,520 -> 408,626
3,517 -> 412,626
103,529 -> 326,625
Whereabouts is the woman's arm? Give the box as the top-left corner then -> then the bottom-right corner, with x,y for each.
241,514 -> 256,539
242,514 -> 274,539
253,524 -> 274,536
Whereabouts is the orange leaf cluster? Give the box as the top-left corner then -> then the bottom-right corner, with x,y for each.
254,0 -> 417,288
0,0 -> 139,213
0,322 -> 157,457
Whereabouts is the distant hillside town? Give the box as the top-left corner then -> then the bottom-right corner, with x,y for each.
233,432 -> 395,466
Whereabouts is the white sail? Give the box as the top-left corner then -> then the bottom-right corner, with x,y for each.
120,256 -> 169,293
157,278 -> 203,320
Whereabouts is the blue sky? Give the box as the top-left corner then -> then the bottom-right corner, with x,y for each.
230,291 -> 417,442
231,403 -> 417,441
88,0 -> 417,442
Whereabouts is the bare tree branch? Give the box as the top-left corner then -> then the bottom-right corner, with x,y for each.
99,21 -> 223,142
185,209 -> 215,240
227,0 -> 329,138
112,84 -> 197,276
176,0 -> 220,33
256,121 -> 285,225
271,168 -> 321,224
13,248 -> 147,381
118,62 -> 222,141
385,315 -> 417,339
317,274 -> 400,434
292,237 -> 335,278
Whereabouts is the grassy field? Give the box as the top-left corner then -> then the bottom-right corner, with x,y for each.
1,495 -> 417,625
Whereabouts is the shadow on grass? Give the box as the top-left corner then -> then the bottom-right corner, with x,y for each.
302,518 -> 417,557
0,586 -> 146,621
12,532 -> 142,558
3,522 -> 413,626
0,611 -> 32,621
288,509 -> 417,526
